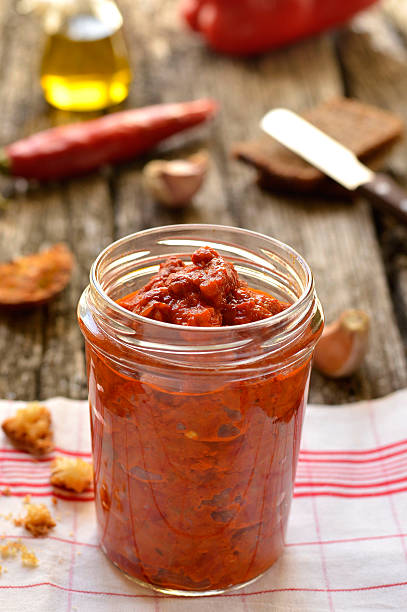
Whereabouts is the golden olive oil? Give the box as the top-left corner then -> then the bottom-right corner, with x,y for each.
40,13 -> 131,111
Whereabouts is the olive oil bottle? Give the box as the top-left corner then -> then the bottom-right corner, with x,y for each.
24,0 -> 132,111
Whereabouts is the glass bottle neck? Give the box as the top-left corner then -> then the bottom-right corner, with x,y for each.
20,0 -> 123,36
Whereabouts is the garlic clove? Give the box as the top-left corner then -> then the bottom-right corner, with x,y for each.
142,152 -> 209,208
313,309 -> 370,378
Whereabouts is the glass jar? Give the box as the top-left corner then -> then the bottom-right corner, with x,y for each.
78,224 -> 323,596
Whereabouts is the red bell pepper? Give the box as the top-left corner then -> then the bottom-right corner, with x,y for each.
180,0 -> 378,55
0,99 -> 218,180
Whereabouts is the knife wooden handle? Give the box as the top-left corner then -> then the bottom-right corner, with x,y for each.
357,173 -> 407,224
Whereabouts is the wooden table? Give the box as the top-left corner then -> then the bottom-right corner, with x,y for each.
0,0 -> 406,405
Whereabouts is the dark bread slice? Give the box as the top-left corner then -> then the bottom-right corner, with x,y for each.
233,98 -> 403,196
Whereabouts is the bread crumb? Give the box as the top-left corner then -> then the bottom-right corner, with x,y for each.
23,494 -> 31,505
0,539 -> 38,568
1,487 -> 11,496
19,503 -> 56,537
0,541 -> 17,558
1,403 -> 53,455
21,548 -> 39,567
52,497 -> 58,506
50,456 -> 93,493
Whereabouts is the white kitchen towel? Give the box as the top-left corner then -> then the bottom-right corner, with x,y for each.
0,391 -> 406,611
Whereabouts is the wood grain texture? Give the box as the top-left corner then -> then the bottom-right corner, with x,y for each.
0,0 -> 405,403
337,2 -> 407,379
0,1 -> 46,400
0,4 -> 114,400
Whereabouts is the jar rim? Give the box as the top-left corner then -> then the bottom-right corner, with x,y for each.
89,224 -> 315,334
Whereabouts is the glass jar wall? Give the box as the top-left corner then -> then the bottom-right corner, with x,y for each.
78,224 -> 323,596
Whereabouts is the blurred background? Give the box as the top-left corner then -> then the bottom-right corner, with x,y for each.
0,0 -> 406,404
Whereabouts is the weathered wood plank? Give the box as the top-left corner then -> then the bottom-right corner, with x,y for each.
0,0 -> 405,404
38,177 -> 114,399
0,7 -> 114,400
114,0 -> 234,236
337,4 -> 407,359
116,0 -> 407,403
0,4 -> 46,400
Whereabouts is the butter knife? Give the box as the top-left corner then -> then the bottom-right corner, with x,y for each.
261,108 -> 407,224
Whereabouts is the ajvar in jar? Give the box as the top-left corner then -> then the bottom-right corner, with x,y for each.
78,224 -> 323,595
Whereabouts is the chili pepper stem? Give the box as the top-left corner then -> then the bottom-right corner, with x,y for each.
0,195 -> 8,211
0,150 -> 10,175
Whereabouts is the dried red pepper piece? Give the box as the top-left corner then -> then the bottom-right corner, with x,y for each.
180,0 -> 378,55
0,99 -> 217,180
0,243 -> 74,307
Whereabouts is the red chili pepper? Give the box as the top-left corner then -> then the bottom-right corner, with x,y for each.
180,0 -> 378,55
0,99 -> 218,180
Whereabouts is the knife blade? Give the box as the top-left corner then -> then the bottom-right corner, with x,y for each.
261,108 -> 407,224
